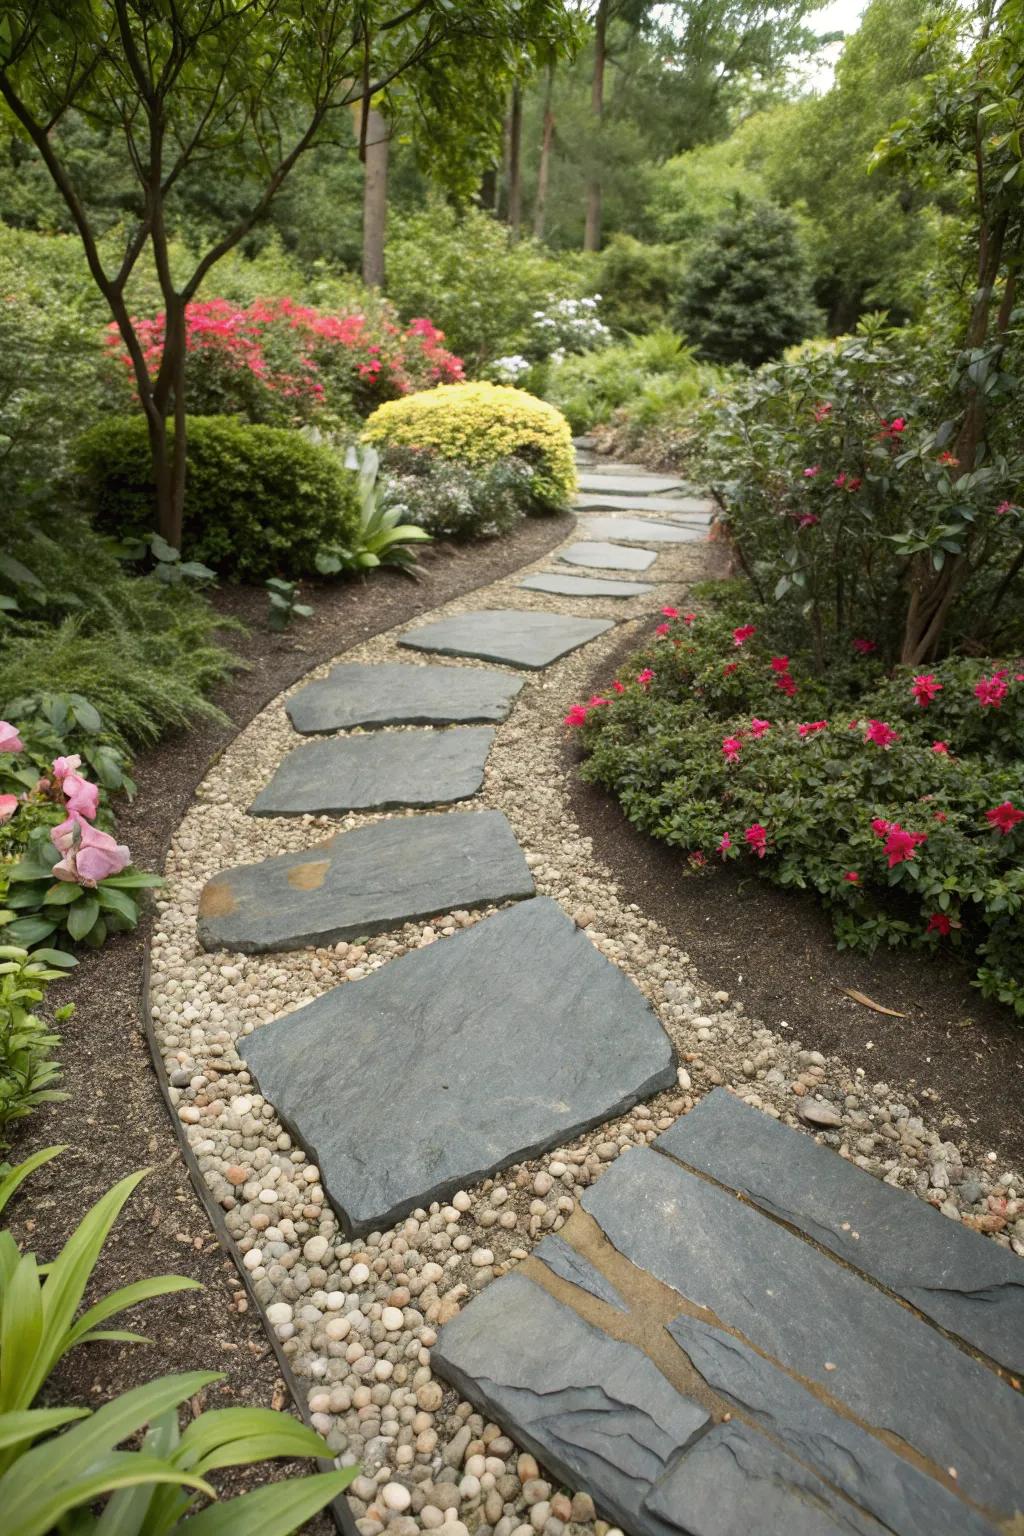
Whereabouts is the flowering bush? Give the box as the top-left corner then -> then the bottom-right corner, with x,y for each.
364,383 -> 577,513
569,605 -> 1024,1014
106,298 -> 462,430
379,448 -> 534,541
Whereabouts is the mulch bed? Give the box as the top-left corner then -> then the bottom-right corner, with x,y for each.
9,515 -> 571,1511
567,622 -> 1024,1171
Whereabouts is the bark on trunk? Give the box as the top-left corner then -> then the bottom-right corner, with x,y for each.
479,167 -> 498,211
507,85 -> 523,241
533,66 -> 555,241
362,103 -> 390,289
584,0 -> 608,253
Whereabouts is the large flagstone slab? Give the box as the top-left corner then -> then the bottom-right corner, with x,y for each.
286,662 -> 523,734
197,809 -> 533,954
656,1089 -> 1024,1373
577,471 -> 683,495
557,541 -> 656,572
519,573 -> 654,598
398,609 -> 613,669
577,514 -> 705,544
239,897 -> 676,1233
574,492 -> 713,517
249,728 -> 494,816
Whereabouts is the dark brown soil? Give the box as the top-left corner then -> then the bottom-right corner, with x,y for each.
568,623 -> 1024,1171
8,515 -> 571,1517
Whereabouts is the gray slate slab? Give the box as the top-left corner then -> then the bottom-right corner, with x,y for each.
533,1234 -> 629,1312
583,1147 -> 1024,1517
668,1315 -> 1000,1536
286,663 -> 523,734
575,492 -> 713,517
577,471 -> 683,495
519,573 -> 654,598
398,609 -> 613,669
432,1270 -> 709,1536
557,542 -> 657,572
249,728 -> 494,816
576,515 -> 705,544
240,898 -> 676,1233
197,809 -> 533,955
656,1091 -> 1024,1374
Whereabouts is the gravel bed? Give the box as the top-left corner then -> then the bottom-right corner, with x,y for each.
151,530 -> 1023,1536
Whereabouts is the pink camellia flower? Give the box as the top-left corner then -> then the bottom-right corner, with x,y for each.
717,833 -> 732,856
776,672 -> 798,697
61,770 -> 99,821
797,720 -> 828,737
655,623 -> 671,637
0,721 -> 25,754
745,823 -> 768,858
883,824 -> 927,868
833,472 -> 847,488
52,818 -> 131,887
661,606 -> 679,619
974,673 -> 1008,709
986,801 -> 1024,835
0,793 -> 18,823
51,753 -> 82,782
864,719 -> 900,748
732,625 -> 756,647
843,871 -> 860,884
750,718 -> 771,738
587,695 -> 610,709
996,500 -> 1015,515
636,668 -> 654,689
722,735 -> 743,765
611,680 -> 626,694
871,818 -> 892,837
852,637 -> 877,655
926,912 -> 952,936
563,705 -> 589,727
932,740 -> 950,754
911,673 -> 943,708
803,465 -> 820,478
880,416 -> 907,439
770,656 -> 789,673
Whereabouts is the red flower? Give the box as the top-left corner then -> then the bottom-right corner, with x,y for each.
744,823 -> 768,858
722,662 -> 738,676
974,674 -> 1008,709
986,801 -> 1024,835
655,623 -> 671,637
775,672 -> 798,697
812,402 -> 832,422
936,451 -> 959,466
926,912 -> 952,936
931,740 -> 950,754
732,625 -> 756,647
882,824 -> 927,868
911,673 -> 943,708
880,416 -> 907,440
636,668 -> 654,689
933,811 -> 947,822
797,720 -> 828,737
611,680 -> 626,694
661,606 -> 679,618
852,637 -> 877,655
717,833 -> 732,857
833,472 -> 847,488
847,476 -> 862,492
803,465 -> 820,479
864,719 -> 900,748
843,871 -> 860,884
563,705 -> 589,727
722,735 -> 743,764
750,718 -> 771,738
797,513 -> 820,529
682,612 -> 696,626
587,695 -> 609,709
770,656 -> 790,673
871,818 -> 891,836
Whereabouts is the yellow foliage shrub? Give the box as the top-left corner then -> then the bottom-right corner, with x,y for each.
363,382 -> 576,511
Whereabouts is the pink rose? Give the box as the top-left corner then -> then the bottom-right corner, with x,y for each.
0,793 -> 18,823
62,770 -> 99,821
52,817 -> 131,886
0,721 -> 24,754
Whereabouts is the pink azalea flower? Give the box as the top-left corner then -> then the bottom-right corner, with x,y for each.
974,673 -> 1007,709
661,606 -> 679,618
797,720 -> 828,737
986,801 -> 1024,835
636,668 -> 654,689
563,705 -> 589,727
655,623 -> 671,637
717,833 -> 732,857
732,625 -> 756,647
880,416 -> 907,439
775,672 -> 797,697
843,871 -> 860,884
682,612 -> 696,626
587,695 -> 610,709
812,403 -> 832,422
996,501 -> 1015,515
871,818 -> 892,837
852,638 -> 877,655
611,681 -> 626,694
0,721 -> 25,754
926,912 -> 951,936
833,472 -> 847,488
911,673 -> 943,708
769,656 -> 790,673
931,741 -> 950,754
883,824 -> 927,868
722,735 -> 743,765
62,770 -> 99,821
0,792 -> 18,823
803,465 -> 820,478
864,719 -> 899,748
744,823 -> 768,858
51,753 -> 82,782
750,718 -> 771,738
52,818 -> 131,887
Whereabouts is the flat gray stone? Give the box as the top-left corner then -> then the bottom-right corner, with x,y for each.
249,728 -> 494,815
668,1315 -> 1000,1536
577,471 -> 683,495
645,1421 -> 888,1536
657,1091 -> 1024,1374
533,1234 -> 628,1312
575,492 -> 713,517
432,1270 -> 710,1535
240,898 -> 675,1233
577,515 -> 705,544
519,573 -> 654,598
583,1147 -> 1024,1517
197,809 -> 533,955
557,542 -> 656,572
286,663 -> 523,734
399,609 -> 613,669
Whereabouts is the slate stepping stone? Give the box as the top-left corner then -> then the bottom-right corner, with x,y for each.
584,1146 -> 1024,1518
399,609 -> 613,670
240,897 -> 676,1234
249,728 -> 494,816
197,809 -> 533,955
519,573 -> 654,599
575,492 -> 714,517
557,541 -> 656,572
286,662 -> 523,734
577,514 -> 705,544
577,471 -> 683,495
656,1089 -> 1024,1374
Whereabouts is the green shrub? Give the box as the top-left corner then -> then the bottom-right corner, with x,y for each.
0,937 -> 72,1144
677,201 -> 820,367
75,415 -> 360,580
364,382 -> 576,512
595,236 -> 681,335
544,330 -> 720,434
381,447 -> 533,540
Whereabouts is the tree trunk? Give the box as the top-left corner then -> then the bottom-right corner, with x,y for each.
362,103 -> 390,288
479,167 -> 498,211
533,65 -> 555,241
584,0 -> 608,253
507,84 -> 523,241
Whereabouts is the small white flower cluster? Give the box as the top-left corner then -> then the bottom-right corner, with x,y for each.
529,294 -> 611,359
490,354 -> 532,382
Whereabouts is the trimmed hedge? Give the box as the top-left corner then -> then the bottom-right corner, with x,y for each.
74,415 -> 359,581
363,382 -> 576,512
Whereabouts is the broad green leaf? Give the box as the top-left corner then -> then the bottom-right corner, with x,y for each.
0,1146 -> 65,1218
181,1468 -> 358,1536
0,1254 -> 44,1411
66,895 -> 100,941
66,1275 -> 201,1349
0,1405 -> 90,1452
176,1408 -> 328,1473
1,1452 -> 215,1536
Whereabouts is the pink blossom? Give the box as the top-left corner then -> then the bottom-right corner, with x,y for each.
655,623 -> 671,637
996,501 -> 1015,515
769,656 -> 790,673
722,662 -> 738,676
611,681 -> 626,694
803,465 -> 820,478
722,735 -> 743,765
750,718 -> 771,738
833,472 -> 847,488
871,818 -> 892,837
636,668 -> 654,689
587,695 -> 610,709
797,720 -> 828,737
52,818 -> 131,887
682,612 -> 696,626
0,793 -> 18,823
732,625 -> 756,647
61,770 -> 99,821
926,912 -> 951,936
744,823 -> 768,858
688,850 -> 708,869
852,638 -> 877,655
563,705 -> 589,727
0,721 -> 24,754
879,416 -> 907,439
717,833 -> 732,857
931,741 -> 950,754
843,871 -> 860,884
51,754 -> 82,782
986,801 -> 1024,835
911,673 -> 943,708
797,513 -> 820,529
864,719 -> 900,748
812,403 -> 832,422
775,672 -> 797,697
974,674 -> 1008,709
661,606 -> 679,618
51,814 -> 78,853
882,824 -> 927,868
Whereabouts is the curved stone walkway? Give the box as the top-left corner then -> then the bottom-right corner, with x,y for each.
151,452 -> 1023,1536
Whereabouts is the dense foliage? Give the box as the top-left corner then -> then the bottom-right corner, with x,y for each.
545,329 -> 723,433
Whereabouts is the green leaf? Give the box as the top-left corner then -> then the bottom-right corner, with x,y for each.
4,917 -> 58,948
0,1146 -> 65,1219
66,896 -> 100,942
42,883 -> 84,906
65,1276 -> 201,1351
181,1468 -> 358,1536
0,1406 -> 90,1453
176,1409 -> 329,1475
96,886 -> 140,923
0,1452 -> 215,1536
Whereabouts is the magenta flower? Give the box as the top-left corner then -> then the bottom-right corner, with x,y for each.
870,818 -> 891,837
750,718 -> 771,738
852,637 -> 877,655
931,741 -> 950,754
636,668 -> 654,689
0,793 -> 18,823
911,674 -> 942,708
718,833 -> 732,856
563,705 -> 589,727
52,817 -> 131,887
882,824 -> 927,868
797,720 -> 828,737
803,465 -> 820,478
682,612 -> 696,626
926,912 -> 951,936
769,656 -> 789,673
843,871 -> 859,884
587,695 -> 610,709
732,625 -> 756,647
974,674 -> 1007,709
661,606 -> 679,618
0,721 -> 24,754
864,719 -> 899,748
721,735 -> 743,765
655,622 -> 671,637
986,801 -> 1024,835
744,823 -> 768,858
996,501 -> 1015,516
611,681 -> 626,694
797,513 -> 820,529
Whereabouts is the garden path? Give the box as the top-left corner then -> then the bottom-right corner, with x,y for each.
152,451 -> 1024,1536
